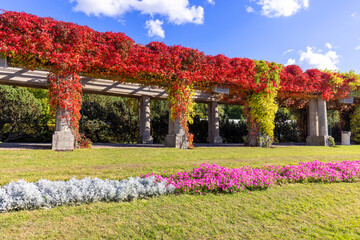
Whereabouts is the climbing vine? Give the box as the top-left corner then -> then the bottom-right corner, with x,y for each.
167,78 -> 196,148
1,10 -> 360,148
246,61 -> 282,147
47,71 -> 82,143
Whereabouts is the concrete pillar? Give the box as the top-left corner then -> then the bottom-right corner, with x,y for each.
52,108 -> 75,151
317,97 -> 328,136
138,96 -> 153,143
306,97 -> 330,146
168,113 -> 174,136
308,98 -> 318,137
306,105 -> 310,137
207,101 -> 222,144
165,112 -> 189,149
0,56 -> 7,68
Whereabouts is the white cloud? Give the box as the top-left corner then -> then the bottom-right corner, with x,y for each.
70,0 -> 130,17
71,0 -> 204,25
325,42 -> 333,49
355,45 -> 360,50
299,46 -> 339,70
283,49 -> 294,55
145,19 -> 165,39
70,0 -> 206,38
246,6 -> 255,13
351,12 -> 357,18
251,0 -> 309,17
285,58 -> 296,65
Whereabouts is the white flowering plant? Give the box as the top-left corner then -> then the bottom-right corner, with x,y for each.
0,177 -> 174,212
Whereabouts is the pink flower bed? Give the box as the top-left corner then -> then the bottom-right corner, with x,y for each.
144,161 -> 360,194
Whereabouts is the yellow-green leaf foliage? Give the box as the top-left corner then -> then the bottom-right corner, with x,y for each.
248,92 -> 278,139
248,61 -> 282,140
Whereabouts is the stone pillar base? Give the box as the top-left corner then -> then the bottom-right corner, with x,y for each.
306,136 -> 331,146
246,134 -> 272,147
165,134 -> 189,149
208,136 -> 223,144
138,135 -> 153,144
246,134 -> 258,147
52,131 -> 74,151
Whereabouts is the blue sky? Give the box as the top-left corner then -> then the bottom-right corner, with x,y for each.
2,0 -> 360,73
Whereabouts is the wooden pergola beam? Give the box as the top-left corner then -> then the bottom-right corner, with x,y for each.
0,66 -> 215,103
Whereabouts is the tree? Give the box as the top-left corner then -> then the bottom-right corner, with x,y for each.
150,100 -> 169,143
27,88 -> 55,142
220,105 -> 244,121
81,94 -> 139,143
274,108 -> 299,143
0,86 -> 43,142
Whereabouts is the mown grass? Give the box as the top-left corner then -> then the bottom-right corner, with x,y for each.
1,146 -> 360,239
1,145 -> 360,185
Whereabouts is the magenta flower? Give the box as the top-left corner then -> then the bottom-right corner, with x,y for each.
150,161 -> 360,194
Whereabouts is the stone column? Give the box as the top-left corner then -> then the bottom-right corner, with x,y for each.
165,112 -> 189,149
317,97 -> 328,136
306,97 -> 330,146
308,98 -> 319,137
138,96 -> 153,144
207,101 -> 222,144
52,108 -> 75,151
306,98 -> 318,145
0,56 -> 7,68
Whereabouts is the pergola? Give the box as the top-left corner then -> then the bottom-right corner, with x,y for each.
1,11 -> 358,151
0,56 -> 336,150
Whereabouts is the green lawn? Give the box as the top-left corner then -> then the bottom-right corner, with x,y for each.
1,146 -> 360,239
